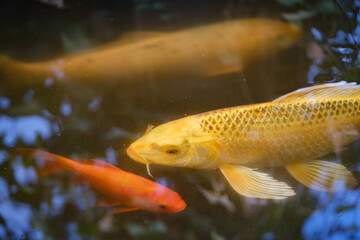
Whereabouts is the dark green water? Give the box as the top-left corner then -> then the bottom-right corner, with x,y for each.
1,0 -> 360,239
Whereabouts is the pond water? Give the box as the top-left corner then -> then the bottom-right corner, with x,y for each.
1,0 -> 360,239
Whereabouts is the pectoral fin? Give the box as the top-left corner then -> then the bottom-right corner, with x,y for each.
96,197 -> 124,207
206,65 -> 243,77
220,165 -> 295,199
96,197 -> 139,214
72,175 -> 89,184
110,207 -> 139,214
95,31 -> 167,50
285,160 -> 358,192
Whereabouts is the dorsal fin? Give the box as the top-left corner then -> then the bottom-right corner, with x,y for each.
59,31 -> 168,58
273,81 -> 360,103
119,31 -> 166,41
93,31 -> 167,51
87,159 -> 123,172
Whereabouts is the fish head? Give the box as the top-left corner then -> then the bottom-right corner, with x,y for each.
232,19 -> 303,61
127,118 -> 221,169
264,21 -> 303,49
135,183 -> 186,213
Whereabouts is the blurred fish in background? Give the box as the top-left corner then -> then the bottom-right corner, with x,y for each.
36,0 -> 64,9
0,19 -> 302,88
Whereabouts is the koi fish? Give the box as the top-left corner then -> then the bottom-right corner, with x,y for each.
127,82 -> 359,200
11,148 -> 186,213
0,19 -> 302,87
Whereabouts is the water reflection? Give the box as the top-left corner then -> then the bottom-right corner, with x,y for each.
0,96 -> 10,110
303,191 -> 360,239
0,172 -> 34,239
0,115 -> 54,146
198,179 -> 236,212
0,200 -> 33,239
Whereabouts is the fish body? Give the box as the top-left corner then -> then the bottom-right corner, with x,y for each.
0,19 -> 302,87
127,82 -> 359,199
13,148 -> 186,213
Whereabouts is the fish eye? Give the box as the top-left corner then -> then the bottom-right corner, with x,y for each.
166,149 -> 179,154
163,145 -> 180,155
276,35 -> 284,41
275,35 -> 289,45
159,203 -> 167,209
164,145 -> 180,155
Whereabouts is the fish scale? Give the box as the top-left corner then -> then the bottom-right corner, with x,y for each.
198,98 -> 360,167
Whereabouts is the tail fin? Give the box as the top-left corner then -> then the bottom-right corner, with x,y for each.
0,54 -> 16,72
0,54 -> 24,88
11,148 -> 65,177
0,54 -> 49,89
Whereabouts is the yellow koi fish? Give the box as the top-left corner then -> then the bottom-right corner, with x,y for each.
0,19 -> 302,87
127,82 -> 359,200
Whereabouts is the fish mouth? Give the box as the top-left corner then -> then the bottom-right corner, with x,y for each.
127,145 -> 154,178
173,199 -> 187,213
126,146 -> 146,164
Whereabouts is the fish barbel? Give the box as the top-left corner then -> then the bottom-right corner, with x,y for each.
11,148 -> 186,213
0,19 -> 302,87
127,82 -> 359,199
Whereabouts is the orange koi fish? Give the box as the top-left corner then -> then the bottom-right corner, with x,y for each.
127,82 -> 359,200
0,19 -> 302,87
12,148 -> 186,213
